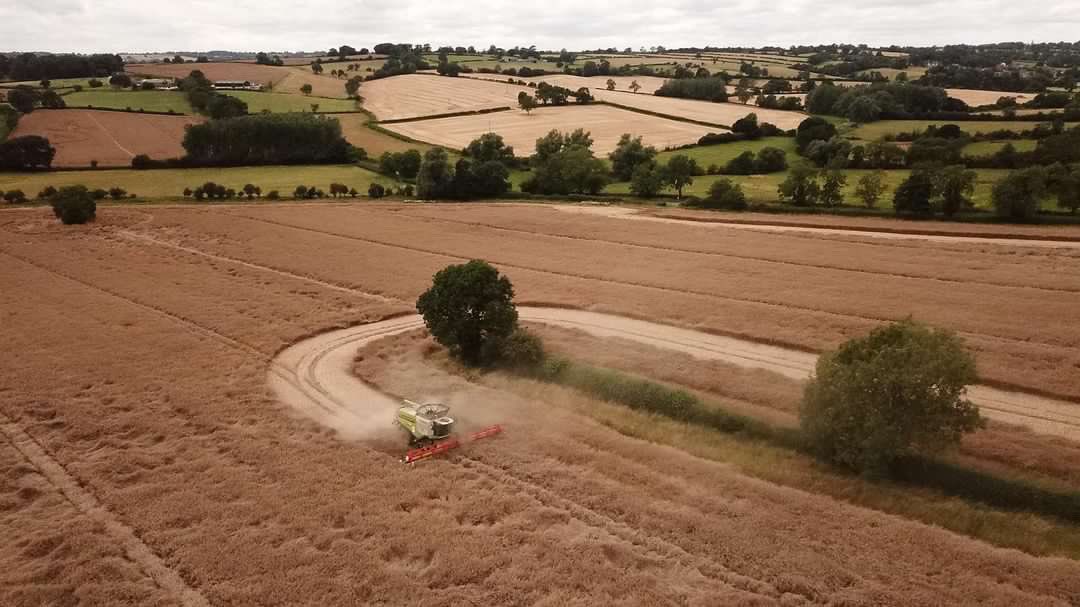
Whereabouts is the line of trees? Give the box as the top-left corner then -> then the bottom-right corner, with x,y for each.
177,70 -> 248,119
807,82 -> 965,123
655,76 -> 729,102
0,53 -> 123,81
180,113 -> 359,166
5,86 -> 66,114
0,135 -> 55,170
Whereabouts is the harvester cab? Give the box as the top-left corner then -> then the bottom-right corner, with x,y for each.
395,399 -> 503,463
396,400 -> 454,447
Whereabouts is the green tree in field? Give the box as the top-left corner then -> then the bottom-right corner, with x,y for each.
893,169 -> 937,216
629,162 -> 666,198
300,83 -> 313,95
664,154 -> 698,199
854,171 -> 888,208
819,170 -> 847,207
50,185 -> 96,224
801,320 -> 982,475
464,132 -> 515,165
1051,167 -> 1080,213
992,166 -> 1048,221
935,165 -> 978,217
777,166 -> 821,206
521,130 -> 607,196
629,80 -> 641,94
416,260 -> 519,366
606,78 -> 616,91
700,178 -> 748,210
345,76 -> 363,98
517,91 -> 538,114
417,148 -> 454,198
608,134 -> 657,182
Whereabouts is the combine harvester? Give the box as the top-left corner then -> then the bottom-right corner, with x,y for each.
395,400 -> 502,463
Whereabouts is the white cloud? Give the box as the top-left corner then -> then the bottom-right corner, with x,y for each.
1,0 -> 1077,53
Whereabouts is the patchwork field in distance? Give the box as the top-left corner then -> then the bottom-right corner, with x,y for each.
359,74 -> 526,120
272,67 -> 353,98
9,109 -> 201,168
335,114 -> 440,156
852,119 -> 1080,140
598,90 -> 807,129
467,73 -> 672,94
946,88 -> 1034,106
126,61 -> 290,86
62,89 -> 194,114
382,104 -> 713,154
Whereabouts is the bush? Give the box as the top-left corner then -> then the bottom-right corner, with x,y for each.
37,185 -> 58,200
483,328 -> 546,369
800,320 -> 982,475
368,183 -> 386,198
701,179 -> 748,210
266,190 -> 280,200
50,185 -> 97,224
90,188 -> 108,200
108,187 -> 127,200
3,189 -> 28,204
416,260 -> 518,366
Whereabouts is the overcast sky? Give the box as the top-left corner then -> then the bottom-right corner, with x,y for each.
2,0 -> 1078,54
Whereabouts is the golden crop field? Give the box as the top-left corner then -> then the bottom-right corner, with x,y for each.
3,202 -> 1080,606
381,104 -> 714,154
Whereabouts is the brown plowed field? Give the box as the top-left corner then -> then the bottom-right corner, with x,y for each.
126,62 -> 290,86
3,202 -> 1080,605
10,109 -> 201,168
383,104 -> 713,154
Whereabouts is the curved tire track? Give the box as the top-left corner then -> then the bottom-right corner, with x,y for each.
270,308 -> 1080,450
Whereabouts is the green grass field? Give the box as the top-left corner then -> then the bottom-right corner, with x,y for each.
656,137 -> 802,170
1,78 -> 103,91
221,91 -> 360,113
962,139 -> 1038,157
603,168 -> 1011,208
852,120 -> 1080,141
64,90 -> 193,114
0,165 -> 396,199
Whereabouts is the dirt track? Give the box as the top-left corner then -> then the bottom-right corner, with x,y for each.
271,307 -> 1080,442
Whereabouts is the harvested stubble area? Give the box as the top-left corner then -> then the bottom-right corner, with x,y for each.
3,202 -> 1080,605
384,104 -> 713,155
359,73 -> 527,121
10,109 -> 201,168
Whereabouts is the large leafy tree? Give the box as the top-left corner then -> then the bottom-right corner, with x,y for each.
893,169 -> 936,216
463,132 -> 515,165
801,320 -> 982,474
608,134 -> 657,182
936,165 -> 977,217
664,155 -> 698,199
777,166 -> 820,206
992,166 -> 1048,221
416,260 -> 518,365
